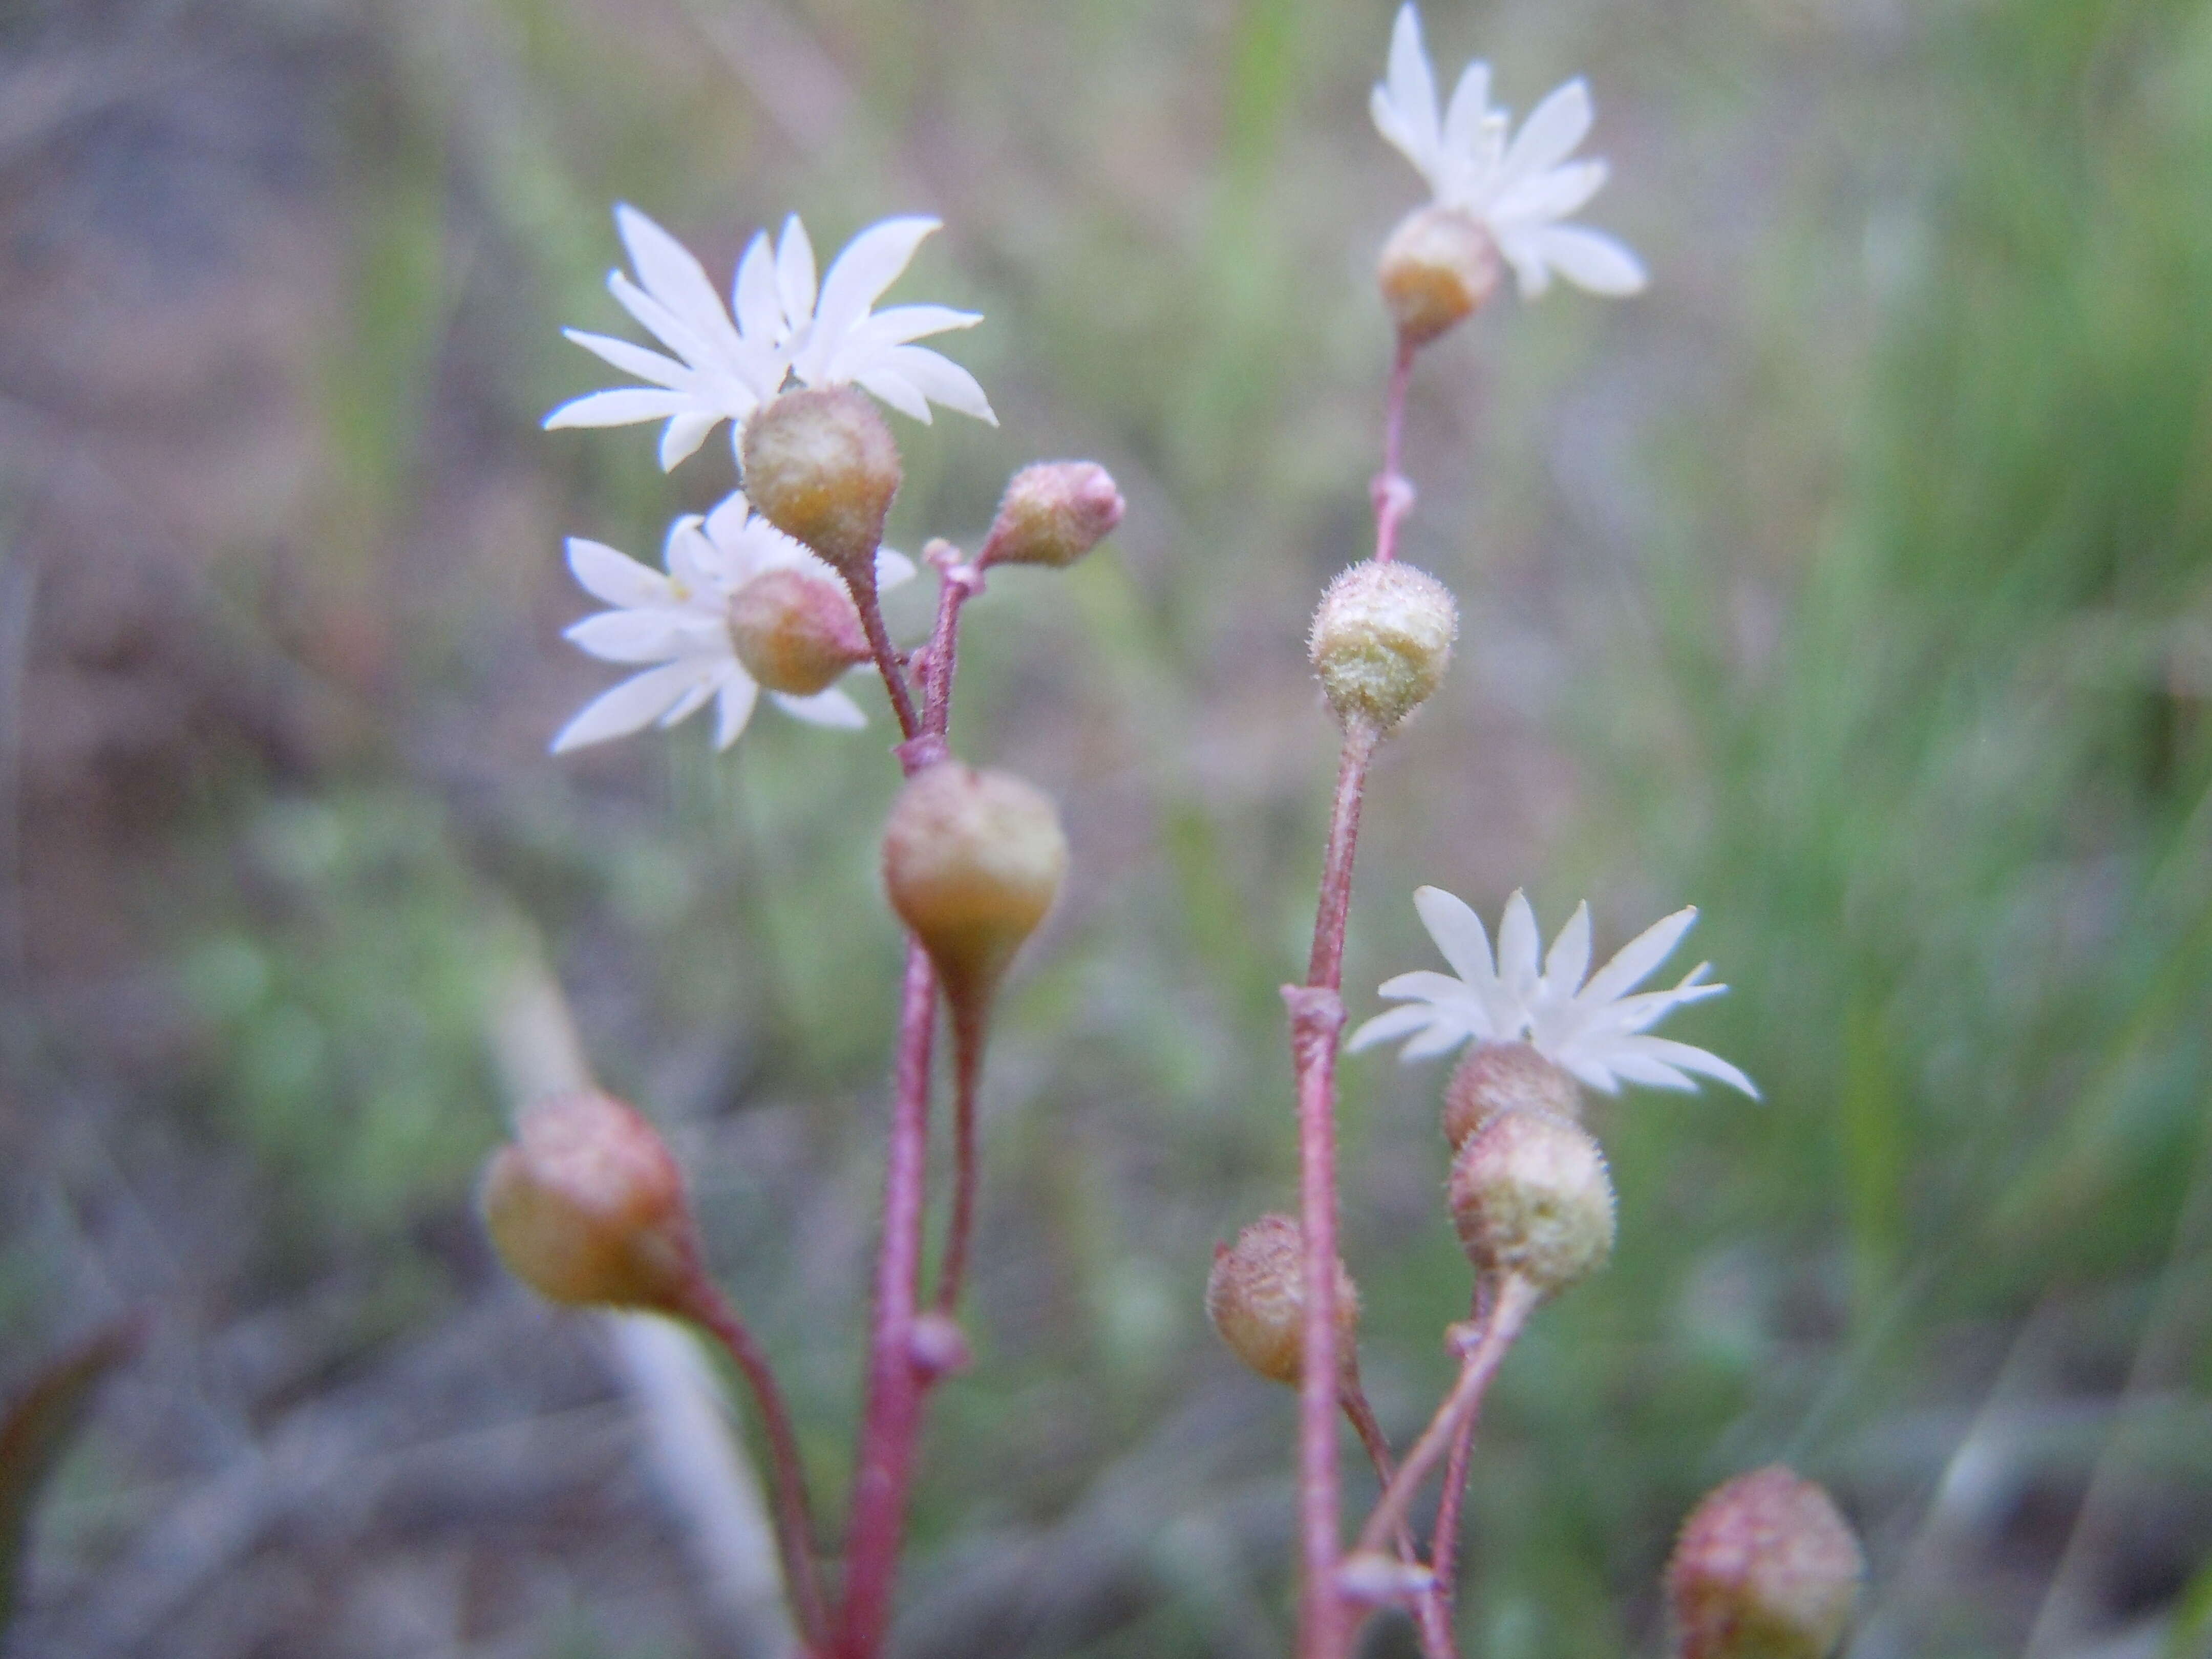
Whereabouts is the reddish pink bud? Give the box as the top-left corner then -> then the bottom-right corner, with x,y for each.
479,1091 -> 701,1315
1442,1041 -> 1583,1148
1204,1214 -> 1360,1387
727,567 -> 870,695
1667,1465 -> 1865,1659
1378,205 -> 1502,346
739,387 -> 902,576
980,461 -> 1125,569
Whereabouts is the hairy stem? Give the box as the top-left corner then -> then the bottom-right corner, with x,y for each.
836,942 -> 939,1659
1426,1289 -> 1488,1624
1286,719 -> 1380,1659
1372,339 -> 1418,565
843,563 -> 922,742
1356,1275 -> 1538,1560
682,1282 -> 831,1652
932,999 -> 987,1315
1343,1377 -> 1460,1659
918,545 -> 981,738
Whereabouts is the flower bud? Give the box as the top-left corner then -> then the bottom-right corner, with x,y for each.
1205,1213 -> 1360,1387
739,387 -> 901,576
1309,560 -> 1458,733
979,461 -> 1125,569
1378,205 -> 1502,346
1442,1041 -> 1583,1150
882,762 -> 1068,1017
1666,1466 -> 1865,1659
480,1091 -> 701,1314
1447,1111 -> 1615,1295
726,567 -> 870,695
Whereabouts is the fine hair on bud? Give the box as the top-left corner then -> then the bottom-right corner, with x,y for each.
727,567 -> 870,695
479,1091 -> 701,1315
1666,1465 -> 1865,1659
1205,1213 -> 1360,1387
1309,560 -> 1458,733
1378,205 -> 1502,347
1448,1110 -> 1615,1295
1443,1041 -> 1584,1149
883,761 -> 1068,1022
739,387 -> 902,576
979,461 -> 1125,569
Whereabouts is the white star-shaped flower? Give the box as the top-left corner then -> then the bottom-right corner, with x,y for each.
1348,886 -> 1756,1097
552,493 -> 915,754
1371,5 -> 1646,300
545,207 -> 993,472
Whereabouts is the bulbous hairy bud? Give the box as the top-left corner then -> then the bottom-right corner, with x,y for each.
883,762 -> 1067,1018
1666,1465 -> 1865,1659
1448,1110 -> 1615,1295
1310,560 -> 1458,733
980,461 -> 1125,569
727,567 -> 870,695
1378,205 -> 1502,346
1205,1213 -> 1360,1387
739,387 -> 901,576
480,1091 -> 701,1314
1442,1041 -> 1584,1149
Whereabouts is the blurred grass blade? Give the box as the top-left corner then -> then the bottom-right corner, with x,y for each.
0,1320 -> 140,1632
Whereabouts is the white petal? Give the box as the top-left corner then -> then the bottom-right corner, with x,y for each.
858,345 -> 994,424
1347,1004 -> 1437,1054
851,361 -> 933,423
1382,5 -> 1441,173
616,204 -> 745,356
1412,886 -> 1497,986
552,660 -> 713,752
659,409 -> 719,471
565,609 -> 719,664
1498,78 -> 1593,186
1498,232 -> 1555,299
1519,224 -> 1647,296
544,387 -> 695,430
657,669 -> 725,730
1441,58 -> 1494,160
1496,890 -> 1542,999
1543,902 -> 1592,997
703,492 -> 754,548
1490,159 -> 1609,227
775,215 -> 818,331
1589,1046 -> 1697,1092
566,538 -> 671,609
666,517 -> 726,592
772,686 -> 867,729
1632,1037 -> 1759,1098
713,674 -> 760,749
800,217 -> 940,379
837,304 -> 982,352
562,327 -> 693,390
1581,906 -> 1697,1006
733,229 -> 782,343
1372,85 -> 1437,189
1397,1020 -> 1474,1062
1376,968 -> 1476,1004
875,547 -> 917,589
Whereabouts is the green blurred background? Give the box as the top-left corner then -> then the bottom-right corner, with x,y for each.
3,0 -> 2209,1653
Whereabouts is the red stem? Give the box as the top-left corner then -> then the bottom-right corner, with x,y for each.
835,941 -> 939,1659
1342,1380 -> 1459,1659
1372,339 -> 1418,565
682,1282 -> 831,1652
918,546 -> 981,738
932,1002 -> 987,1315
1427,1288 -> 1488,1622
1356,1275 -> 1537,1559
1286,719 -> 1379,1659
844,562 -> 922,742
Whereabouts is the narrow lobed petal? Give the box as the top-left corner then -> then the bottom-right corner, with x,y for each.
552,660 -> 712,753
799,217 -> 941,379
1581,906 -> 1699,1006
1383,4 -> 1441,172
1543,901 -> 1593,999
658,409 -> 719,471
733,229 -> 782,344
712,674 -> 760,749
1413,885 -> 1499,986
1495,77 -> 1593,191
565,538 -> 672,609
775,215 -> 818,334
1520,223 -> 1648,296
544,387 -> 695,431
772,686 -> 867,729
1346,1003 -> 1442,1054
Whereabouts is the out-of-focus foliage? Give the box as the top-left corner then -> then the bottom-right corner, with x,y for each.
3,0 -> 2208,1654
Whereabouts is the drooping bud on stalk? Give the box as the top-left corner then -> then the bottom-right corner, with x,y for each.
738,387 -> 902,576
1378,205 -> 1502,347
726,567 -> 871,695
1442,1041 -> 1584,1149
1447,1110 -> 1615,1295
1205,1213 -> 1360,1386
1666,1466 -> 1865,1659
1310,560 -> 1459,733
979,461 -> 1125,569
479,1091 -> 702,1315
882,761 -> 1068,1022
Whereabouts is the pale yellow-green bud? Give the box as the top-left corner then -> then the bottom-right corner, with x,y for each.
1205,1213 -> 1359,1387
1378,205 -> 1502,347
1666,1466 -> 1865,1659
1447,1110 -> 1615,1295
882,762 -> 1067,1019
979,461 -> 1125,569
1309,560 -> 1458,732
739,387 -> 901,576
480,1091 -> 701,1314
727,567 -> 870,695
1442,1041 -> 1583,1150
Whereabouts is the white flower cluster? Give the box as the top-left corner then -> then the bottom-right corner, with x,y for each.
544,207 -> 990,753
